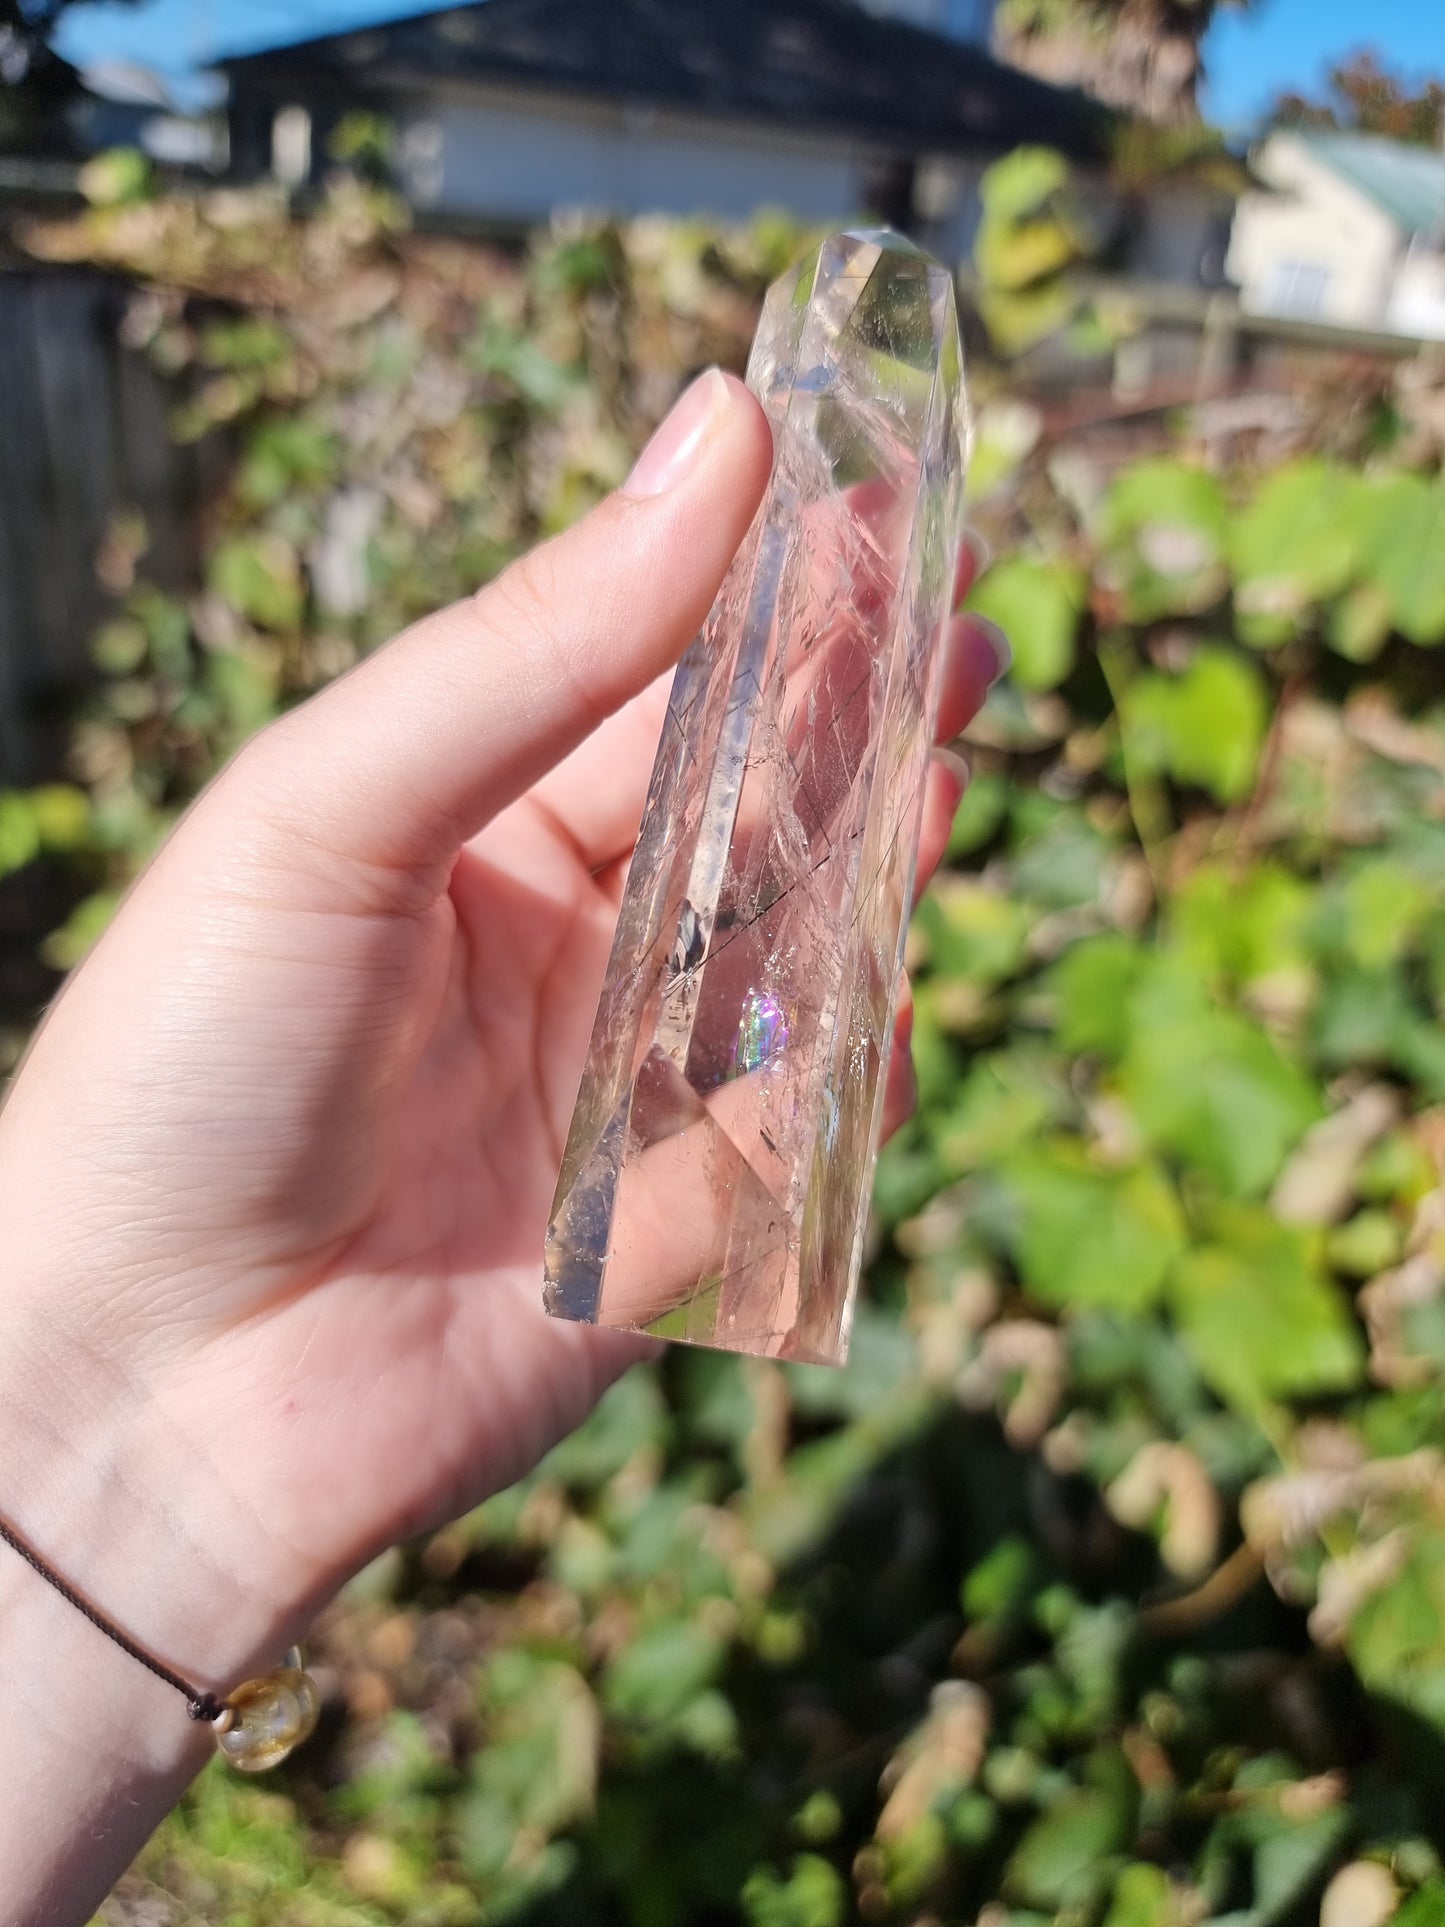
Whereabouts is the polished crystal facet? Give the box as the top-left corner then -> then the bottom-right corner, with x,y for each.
544,230 -> 969,1365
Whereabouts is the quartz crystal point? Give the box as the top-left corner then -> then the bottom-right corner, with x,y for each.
544,230 -> 970,1365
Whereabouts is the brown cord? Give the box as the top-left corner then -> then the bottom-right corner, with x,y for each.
0,1513 -> 225,1722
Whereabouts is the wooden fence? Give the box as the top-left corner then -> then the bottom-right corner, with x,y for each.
0,265 -> 218,784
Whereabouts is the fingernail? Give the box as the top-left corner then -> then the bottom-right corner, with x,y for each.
894,991 -> 915,1052
935,746 -> 971,811
624,367 -> 732,499
969,614 -> 1012,686
964,528 -> 992,578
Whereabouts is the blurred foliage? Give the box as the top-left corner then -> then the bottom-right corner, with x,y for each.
971,147 -> 1094,356
966,139 -> 1243,367
3,167 -> 1445,1926
991,0 -> 1250,127
1270,50 -> 1445,150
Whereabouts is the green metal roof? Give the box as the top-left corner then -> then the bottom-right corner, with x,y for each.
1297,132 -> 1445,236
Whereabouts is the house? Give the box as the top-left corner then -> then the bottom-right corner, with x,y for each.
1227,131 -> 1445,340
222,0 -> 1106,242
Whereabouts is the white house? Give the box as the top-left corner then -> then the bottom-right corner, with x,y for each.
1227,130 -> 1445,340
222,0 -> 1105,238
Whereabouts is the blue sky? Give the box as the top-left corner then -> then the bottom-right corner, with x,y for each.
1202,0 -> 1443,133
53,0 -> 1445,135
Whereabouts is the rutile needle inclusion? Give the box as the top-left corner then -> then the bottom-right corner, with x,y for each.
544,229 -> 970,1365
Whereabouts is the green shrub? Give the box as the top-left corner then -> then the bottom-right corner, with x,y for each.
6,181 -> 1445,1925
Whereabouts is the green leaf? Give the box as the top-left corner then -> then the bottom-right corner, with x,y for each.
963,1536 -> 1040,1629
91,616 -> 150,676
976,216 -> 1079,294
1340,859 -> 1435,970
469,322 -> 581,412
208,534 -> 305,631
1358,473 -> 1445,645
199,317 -> 291,371
946,769 -> 1009,857
1051,934 -> 1148,1057
332,1709 -> 449,1822
1357,1130 -> 1438,1208
670,1688 -> 741,1763
966,555 -> 1085,692
1349,1533 -> 1445,1701
1007,1784 -> 1130,1910
977,279 -> 1077,355
1395,1880 -> 1445,1927
27,784 -> 92,851
77,146 -> 152,206
130,585 -> 192,676
1250,1809 -> 1351,1923
879,1810 -> 951,1905
1168,1207 -> 1364,1411
1009,792 -> 1113,907
475,1651 -> 600,1835
1097,460 -> 1228,620
914,877 -> 1033,986
205,648 -> 281,740
1229,459 -> 1367,630
978,146 -> 1072,223
238,418 -> 341,507
1104,1863 -> 1175,1927
1311,966 -> 1445,1097
540,1369 -> 667,1488
1002,1149 -> 1185,1313
1327,580 -> 1393,661
1326,1209 -> 1403,1277
938,1049 -> 1069,1172
1122,647 -> 1268,804
1394,1020 -> 1445,1103
967,398 -> 1042,501
0,794 -> 41,878
41,891 -> 120,971
1170,861 -> 1314,988
603,1617 -> 726,1724
743,1855 -> 847,1927
1120,968 -> 1320,1196
1313,966 -> 1419,1072
909,984 -> 959,1110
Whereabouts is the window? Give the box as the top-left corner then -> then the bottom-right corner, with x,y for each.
1260,259 -> 1331,319
271,106 -> 312,187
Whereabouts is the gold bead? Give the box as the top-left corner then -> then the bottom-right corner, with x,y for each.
214,1659 -> 320,1773
278,1665 -> 320,1745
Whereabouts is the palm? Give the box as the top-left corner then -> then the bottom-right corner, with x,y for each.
161,584 -> 969,1596
1,393 -> 993,1633
27,625 -> 980,1610
161,777 -> 650,1600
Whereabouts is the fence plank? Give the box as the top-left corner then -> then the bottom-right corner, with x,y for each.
0,266 -> 205,784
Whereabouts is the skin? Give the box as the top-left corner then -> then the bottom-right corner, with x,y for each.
0,373 -> 1004,1925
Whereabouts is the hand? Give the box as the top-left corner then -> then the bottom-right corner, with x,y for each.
0,370 -> 1005,1921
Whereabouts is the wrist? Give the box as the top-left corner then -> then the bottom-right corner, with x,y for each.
0,1308 -> 320,1923
3,1303 -> 290,1662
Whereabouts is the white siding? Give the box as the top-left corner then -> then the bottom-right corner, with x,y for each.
1227,135 -> 1403,331
1390,247 -> 1445,341
396,86 -> 872,224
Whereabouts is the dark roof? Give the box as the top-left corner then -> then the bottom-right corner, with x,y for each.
0,41 -> 89,158
222,0 -> 1110,162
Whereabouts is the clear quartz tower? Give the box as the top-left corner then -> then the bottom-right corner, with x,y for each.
544,230 -> 969,1365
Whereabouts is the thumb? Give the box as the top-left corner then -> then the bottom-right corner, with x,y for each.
236,369 -> 772,889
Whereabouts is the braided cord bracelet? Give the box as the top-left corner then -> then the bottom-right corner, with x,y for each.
0,1511 -> 318,1772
